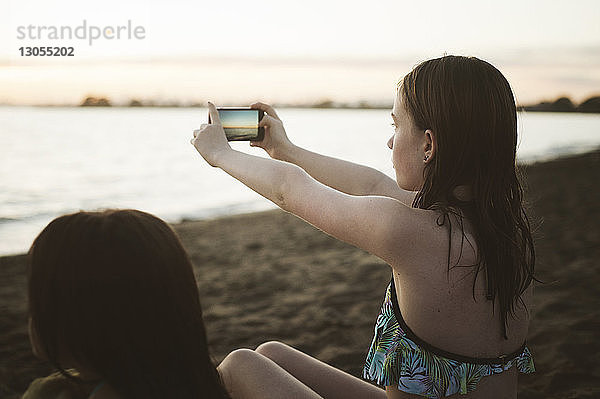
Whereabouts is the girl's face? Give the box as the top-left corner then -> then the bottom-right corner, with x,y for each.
387,92 -> 434,191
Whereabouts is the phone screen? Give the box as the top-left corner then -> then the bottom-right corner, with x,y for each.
216,108 -> 263,141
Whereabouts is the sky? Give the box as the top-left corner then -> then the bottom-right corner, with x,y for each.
1,0 -> 599,105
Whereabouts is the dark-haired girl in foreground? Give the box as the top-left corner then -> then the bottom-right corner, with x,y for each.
26,209 -> 365,399
191,55 -> 536,398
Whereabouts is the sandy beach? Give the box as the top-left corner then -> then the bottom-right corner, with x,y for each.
1,149 -> 599,399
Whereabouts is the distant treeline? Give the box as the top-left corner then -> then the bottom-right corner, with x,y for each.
80,97 -> 191,108
79,96 -> 391,109
79,95 -> 600,113
518,96 -> 600,113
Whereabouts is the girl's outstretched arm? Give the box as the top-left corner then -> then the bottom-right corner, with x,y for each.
191,103 -> 420,266
249,102 -> 417,206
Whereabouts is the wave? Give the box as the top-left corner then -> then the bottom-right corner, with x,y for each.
519,142 -> 600,164
0,208 -> 89,225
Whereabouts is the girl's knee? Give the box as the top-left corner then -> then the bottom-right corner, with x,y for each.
220,348 -> 259,370
255,340 -> 290,358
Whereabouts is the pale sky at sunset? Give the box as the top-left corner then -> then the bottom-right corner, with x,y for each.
1,0 -> 599,105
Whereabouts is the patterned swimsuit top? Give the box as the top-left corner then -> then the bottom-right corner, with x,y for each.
363,276 -> 535,398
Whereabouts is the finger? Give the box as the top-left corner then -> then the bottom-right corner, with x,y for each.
258,114 -> 277,127
250,102 -> 280,120
250,141 -> 265,148
195,124 -> 207,135
207,102 -> 221,125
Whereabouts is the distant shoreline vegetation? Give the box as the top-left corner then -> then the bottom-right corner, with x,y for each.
24,95 -> 600,113
79,97 -> 396,110
517,96 -> 600,113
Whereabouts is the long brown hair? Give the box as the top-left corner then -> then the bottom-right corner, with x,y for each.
400,55 -> 537,339
27,209 -> 230,398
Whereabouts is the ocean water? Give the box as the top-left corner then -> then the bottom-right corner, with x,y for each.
1,106 -> 599,256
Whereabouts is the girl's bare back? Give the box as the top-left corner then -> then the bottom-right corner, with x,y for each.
387,209 -> 531,399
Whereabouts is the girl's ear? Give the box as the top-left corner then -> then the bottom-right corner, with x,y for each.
423,129 -> 436,162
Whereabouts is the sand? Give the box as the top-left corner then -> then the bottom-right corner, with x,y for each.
1,149 -> 599,399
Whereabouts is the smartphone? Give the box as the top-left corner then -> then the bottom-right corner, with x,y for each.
208,107 -> 265,141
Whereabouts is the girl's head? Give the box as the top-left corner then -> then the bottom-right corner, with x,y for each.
390,55 -> 536,338
27,209 -> 229,399
389,55 -> 517,200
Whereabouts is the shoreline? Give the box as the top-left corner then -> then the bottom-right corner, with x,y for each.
0,145 -> 598,260
1,148 -> 599,398
1,104 -> 600,114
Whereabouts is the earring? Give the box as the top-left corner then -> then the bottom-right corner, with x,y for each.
424,155 -> 429,161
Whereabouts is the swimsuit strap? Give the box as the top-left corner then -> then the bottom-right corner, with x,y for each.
389,275 -> 527,365
88,380 -> 106,398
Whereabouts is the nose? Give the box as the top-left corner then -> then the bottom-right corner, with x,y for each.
387,136 -> 393,150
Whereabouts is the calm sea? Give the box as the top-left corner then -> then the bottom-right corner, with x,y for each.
1,106 -> 599,256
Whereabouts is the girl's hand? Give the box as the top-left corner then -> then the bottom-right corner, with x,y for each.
190,102 -> 232,167
249,102 -> 294,160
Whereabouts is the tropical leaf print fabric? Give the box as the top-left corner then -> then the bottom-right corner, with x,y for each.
363,280 -> 535,398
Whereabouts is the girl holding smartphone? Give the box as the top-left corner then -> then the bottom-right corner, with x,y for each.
191,55 -> 536,399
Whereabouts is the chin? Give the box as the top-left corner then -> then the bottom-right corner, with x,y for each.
397,177 -> 420,192
396,179 -> 410,191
